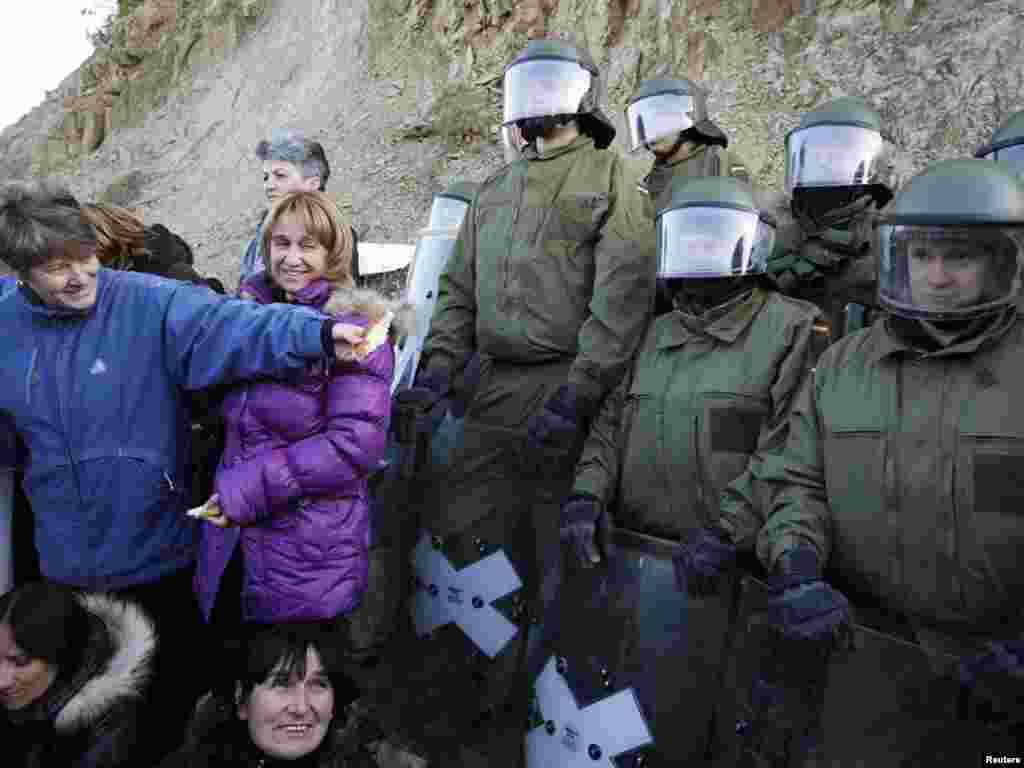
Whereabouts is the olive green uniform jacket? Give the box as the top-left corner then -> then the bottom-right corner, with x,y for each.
421,135 -> 656,536
754,308 -> 1024,653
639,145 -> 743,220
572,286 -> 820,542
403,136 -> 655,763
765,192 -> 879,351
424,134 -> 654,407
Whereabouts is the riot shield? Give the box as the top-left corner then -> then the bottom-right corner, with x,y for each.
349,224 -> 464,654
392,228 -> 460,394
716,576 -> 991,767
527,527 -> 743,767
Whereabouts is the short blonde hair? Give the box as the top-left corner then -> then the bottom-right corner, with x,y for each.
80,203 -> 146,271
261,191 -> 354,290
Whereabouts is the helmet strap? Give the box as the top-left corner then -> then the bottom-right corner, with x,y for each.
792,191 -> 875,234
517,115 -> 575,146
650,131 -> 691,162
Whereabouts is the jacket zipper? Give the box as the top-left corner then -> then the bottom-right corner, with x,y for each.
52,327 -> 84,505
505,165 -> 524,300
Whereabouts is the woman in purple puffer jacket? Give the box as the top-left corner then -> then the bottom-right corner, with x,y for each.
193,191 -> 408,629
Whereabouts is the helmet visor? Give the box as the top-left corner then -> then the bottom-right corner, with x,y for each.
877,224 -> 1024,321
427,195 -> 470,231
501,124 -> 525,161
502,59 -> 593,125
625,92 -> 698,153
980,143 -> 1024,180
656,205 -> 774,279
785,125 -> 886,194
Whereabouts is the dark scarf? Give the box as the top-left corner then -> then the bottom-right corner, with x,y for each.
188,718 -> 334,768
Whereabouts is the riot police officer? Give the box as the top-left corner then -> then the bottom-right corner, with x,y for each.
976,109 -> 1024,179
548,176 -> 820,765
625,77 -> 745,218
766,97 -> 898,353
730,159 -> 1024,764
393,39 -> 655,766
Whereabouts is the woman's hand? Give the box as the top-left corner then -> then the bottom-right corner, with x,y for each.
332,314 -> 392,361
332,322 -> 367,346
187,494 -> 235,528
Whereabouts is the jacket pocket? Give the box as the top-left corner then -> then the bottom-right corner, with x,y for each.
822,427 -> 890,599
955,433 -> 1024,623
618,378 -> 674,533
696,393 -> 770,522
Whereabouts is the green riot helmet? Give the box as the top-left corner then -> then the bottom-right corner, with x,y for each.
427,180 -> 478,230
502,39 -> 616,149
624,78 -> 728,154
975,110 -> 1024,180
876,159 -> 1024,322
785,97 -> 896,206
655,176 -> 776,279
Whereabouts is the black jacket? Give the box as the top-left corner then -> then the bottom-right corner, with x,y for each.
158,693 -> 358,768
3,595 -> 157,768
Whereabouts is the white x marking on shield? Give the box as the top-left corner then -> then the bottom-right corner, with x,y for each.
526,655 -> 653,767
410,531 -> 522,658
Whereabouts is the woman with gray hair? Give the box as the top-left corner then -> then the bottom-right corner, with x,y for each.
239,129 -> 332,285
0,178 -> 366,761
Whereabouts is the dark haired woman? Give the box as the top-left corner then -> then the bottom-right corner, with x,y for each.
0,581 -> 157,768
159,623 -> 361,767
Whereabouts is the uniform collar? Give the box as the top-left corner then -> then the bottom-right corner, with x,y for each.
662,144 -> 708,169
868,308 -> 1019,364
534,135 -> 594,161
657,286 -> 769,348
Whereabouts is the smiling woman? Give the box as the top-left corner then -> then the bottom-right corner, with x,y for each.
157,623 -> 359,768
193,190 -> 410,643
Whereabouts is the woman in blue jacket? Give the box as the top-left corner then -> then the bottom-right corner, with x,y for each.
0,179 -> 365,761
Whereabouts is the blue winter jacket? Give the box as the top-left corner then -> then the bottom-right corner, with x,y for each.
0,276 -> 15,472
0,269 -> 329,589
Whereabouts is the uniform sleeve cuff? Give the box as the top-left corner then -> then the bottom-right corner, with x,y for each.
321,319 -> 337,361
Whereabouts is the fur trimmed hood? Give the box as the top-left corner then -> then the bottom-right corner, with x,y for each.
53,593 -> 156,734
322,285 -> 415,345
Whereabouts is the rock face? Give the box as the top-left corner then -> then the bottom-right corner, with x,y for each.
377,0 -> 1024,187
0,0 -> 1022,290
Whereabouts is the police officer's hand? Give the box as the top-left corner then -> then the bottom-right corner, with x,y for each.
560,493 -> 614,568
959,640 -> 1024,724
392,365 -> 453,443
526,384 -> 594,455
760,546 -> 853,653
672,526 -> 739,597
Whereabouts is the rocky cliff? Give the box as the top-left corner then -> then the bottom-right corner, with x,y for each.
0,0 -> 1022,290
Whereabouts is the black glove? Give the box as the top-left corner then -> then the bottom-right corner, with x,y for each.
959,640 -> 1024,725
761,546 -> 853,653
392,365 -> 453,443
525,384 -> 595,454
672,526 -> 739,597
560,493 -> 614,568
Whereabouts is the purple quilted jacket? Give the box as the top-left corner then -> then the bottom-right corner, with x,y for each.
194,276 -> 393,623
